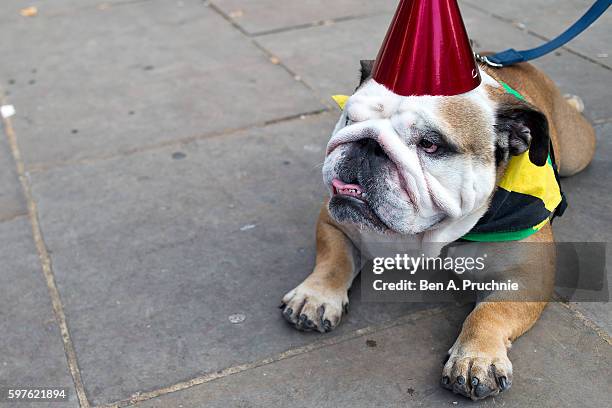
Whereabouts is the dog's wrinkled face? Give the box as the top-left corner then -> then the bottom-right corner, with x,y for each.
323,63 -> 549,239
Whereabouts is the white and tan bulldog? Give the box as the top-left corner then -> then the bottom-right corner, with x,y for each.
280,61 -> 596,399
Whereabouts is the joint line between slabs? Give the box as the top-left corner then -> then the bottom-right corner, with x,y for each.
205,0 -> 332,107
0,91 -> 91,408
97,307 -> 450,407
27,108 -> 331,175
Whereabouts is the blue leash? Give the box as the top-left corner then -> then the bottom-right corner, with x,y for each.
476,0 -> 611,67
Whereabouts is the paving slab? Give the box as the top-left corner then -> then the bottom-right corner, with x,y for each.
0,0 -> 323,171
135,303 -> 611,408
555,122 -> 612,334
0,122 -> 26,222
256,4 -> 612,121
0,217 -> 78,408
462,0 -> 612,67
256,13 -> 391,103
29,113 -> 441,406
2,2 -> 609,408
209,0 -> 397,35
554,123 -> 612,242
0,1 -> 160,27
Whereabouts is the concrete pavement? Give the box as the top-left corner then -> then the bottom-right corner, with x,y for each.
0,1 -> 610,407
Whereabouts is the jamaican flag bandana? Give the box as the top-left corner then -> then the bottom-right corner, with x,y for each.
331,81 -> 566,242
462,81 -> 566,241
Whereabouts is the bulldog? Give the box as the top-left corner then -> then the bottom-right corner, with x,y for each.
279,61 -> 596,400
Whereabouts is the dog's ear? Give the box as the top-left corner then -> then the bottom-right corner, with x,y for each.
358,60 -> 375,87
495,101 -> 550,166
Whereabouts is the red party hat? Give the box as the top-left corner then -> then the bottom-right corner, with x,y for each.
372,0 -> 481,97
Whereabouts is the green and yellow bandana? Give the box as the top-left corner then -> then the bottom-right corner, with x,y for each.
331,81 -> 566,242
462,81 -> 565,241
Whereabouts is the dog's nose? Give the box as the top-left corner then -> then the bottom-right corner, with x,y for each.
357,138 -> 386,158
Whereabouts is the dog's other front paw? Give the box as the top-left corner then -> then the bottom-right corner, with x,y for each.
441,341 -> 513,400
280,280 -> 349,333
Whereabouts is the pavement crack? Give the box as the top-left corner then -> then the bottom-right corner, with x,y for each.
26,108 -> 331,174
0,91 -> 91,408
554,296 -> 612,345
96,306 -> 450,408
0,211 -> 29,224
249,12 -> 390,38
593,116 -> 612,125
205,0 -> 332,108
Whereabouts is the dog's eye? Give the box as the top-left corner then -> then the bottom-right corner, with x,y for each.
418,139 -> 439,154
345,115 -> 354,127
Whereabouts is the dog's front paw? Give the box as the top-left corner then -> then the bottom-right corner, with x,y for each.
280,280 -> 348,333
441,341 -> 512,400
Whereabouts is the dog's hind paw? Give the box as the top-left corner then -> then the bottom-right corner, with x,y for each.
564,94 -> 585,113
